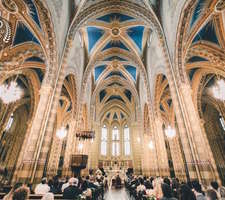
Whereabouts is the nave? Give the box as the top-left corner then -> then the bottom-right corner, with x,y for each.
0,0 -> 225,199
104,188 -> 130,200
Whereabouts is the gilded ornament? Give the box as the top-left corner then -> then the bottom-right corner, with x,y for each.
1,0 -> 18,13
0,17 -> 11,45
215,0 -> 225,12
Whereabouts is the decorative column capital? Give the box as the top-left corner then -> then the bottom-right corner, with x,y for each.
200,119 -> 205,126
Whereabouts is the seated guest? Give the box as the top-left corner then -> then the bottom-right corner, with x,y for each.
12,186 -> 30,200
179,184 -> 196,200
81,180 -> 88,192
192,181 -> 206,200
62,177 -> 81,199
164,178 -> 171,187
94,178 -> 101,187
210,182 -> 219,191
146,182 -> 154,197
3,182 -> 23,200
34,177 -> 50,195
210,181 -> 220,199
153,178 -> 163,199
145,179 -> 153,190
219,186 -> 225,200
137,178 -> 146,192
26,182 -> 34,194
61,177 -> 69,192
41,192 -> 54,200
48,179 -> 58,194
206,189 -> 218,200
171,178 -> 180,199
83,188 -> 92,200
160,183 -> 177,200
85,176 -> 98,189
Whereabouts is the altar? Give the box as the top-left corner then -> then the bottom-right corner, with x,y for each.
98,158 -> 132,188
98,159 -> 133,171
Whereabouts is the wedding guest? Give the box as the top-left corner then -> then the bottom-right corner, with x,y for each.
3,182 -> 23,200
12,186 -> 30,200
34,178 -> 50,195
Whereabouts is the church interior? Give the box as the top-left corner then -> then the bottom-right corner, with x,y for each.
0,0 -> 225,199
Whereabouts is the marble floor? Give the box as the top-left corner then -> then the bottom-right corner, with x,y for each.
104,188 -> 131,200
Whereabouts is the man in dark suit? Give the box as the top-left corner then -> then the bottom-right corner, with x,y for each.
63,177 -> 82,199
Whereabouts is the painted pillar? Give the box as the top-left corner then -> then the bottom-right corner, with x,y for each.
12,83 -> 54,183
131,121 -> 142,174
167,131 -> 186,180
46,127 -> 63,178
62,121 -> 76,177
13,51 -> 68,183
154,117 -> 170,177
142,133 -> 158,176
88,122 -> 100,170
165,56 -> 220,183
166,67 -> 198,181
178,82 -> 220,183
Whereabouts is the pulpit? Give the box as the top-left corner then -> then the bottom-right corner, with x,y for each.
70,155 -> 88,177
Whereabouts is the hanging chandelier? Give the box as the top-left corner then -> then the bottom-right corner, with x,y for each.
78,143 -> 84,151
211,79 -> 225,101
76,130 -> 95,141
0,81 -> 23,104
56,127 -> 68,140
165,125 -> 176,138
148,140 -> 154,150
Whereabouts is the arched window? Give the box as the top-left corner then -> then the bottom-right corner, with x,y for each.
112,126 -> 120,156
101,125 -> 107,156
5,113 -> 14,131
124,125 -> 130,156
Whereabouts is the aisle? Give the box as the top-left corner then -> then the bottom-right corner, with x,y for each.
104,188 -> 130,200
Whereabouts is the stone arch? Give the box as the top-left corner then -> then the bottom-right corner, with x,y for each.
175,0 -> 223,83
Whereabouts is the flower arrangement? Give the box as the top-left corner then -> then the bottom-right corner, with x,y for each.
147,195 -> 157,200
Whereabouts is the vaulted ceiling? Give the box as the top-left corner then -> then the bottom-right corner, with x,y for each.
2,0 -> 224,126
81,11 -> 151,123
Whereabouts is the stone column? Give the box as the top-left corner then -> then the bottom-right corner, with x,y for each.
142,134 -> 149,175
154,117 -> 170,177
62,121 -> 76,177
0,104 -> 14,139
12,83 -> 54,183
166,61 -> 220,183
46,132 -> 62,177
166,68 -> 198,181
142,133 -> 158,176
108,126 -> 112,158
178,83 -> 220,183
167,129 -> 186,180
120,126 -> 124,157
88,122 -> 100,170
131,122 -> 142,174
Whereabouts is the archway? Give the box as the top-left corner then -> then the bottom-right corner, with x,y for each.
154,74 -> 186,180
0,73 -> 38,183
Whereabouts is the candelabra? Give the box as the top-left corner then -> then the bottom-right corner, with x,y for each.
76,130 -> 95,141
